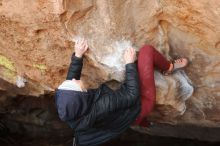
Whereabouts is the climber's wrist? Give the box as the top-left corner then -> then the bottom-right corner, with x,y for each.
75,53 -> 83,58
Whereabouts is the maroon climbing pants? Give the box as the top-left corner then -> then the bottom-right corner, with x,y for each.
134,45 -> 171,126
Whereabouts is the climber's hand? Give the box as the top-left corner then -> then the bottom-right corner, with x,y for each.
75,39 -> 88,58
124,48 -> 136,64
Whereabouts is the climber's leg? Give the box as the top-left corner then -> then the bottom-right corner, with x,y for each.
133,45 -> 170,126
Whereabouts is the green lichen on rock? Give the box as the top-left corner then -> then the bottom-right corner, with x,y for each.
33,64 -> 47,72
0,54 -> 15,71
3,68 -> 16,79
0,67 -> 16,84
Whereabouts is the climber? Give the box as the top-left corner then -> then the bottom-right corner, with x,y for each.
55,38 -> 140,146
55,39 -> 188,146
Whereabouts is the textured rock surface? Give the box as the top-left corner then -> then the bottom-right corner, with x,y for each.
0,0 -> 220,141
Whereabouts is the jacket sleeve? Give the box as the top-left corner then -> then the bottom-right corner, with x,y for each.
66,53 -> 83,80
95,63 -> 140,115
112,63 -> 140,109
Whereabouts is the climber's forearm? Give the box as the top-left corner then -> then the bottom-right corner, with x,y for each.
66,54 -> 83,80
66,39 -> 88,80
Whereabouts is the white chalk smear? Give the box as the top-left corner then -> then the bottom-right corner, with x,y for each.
102,40 -> 133,71
155,70 -> 194,115
16,75 -> 27,88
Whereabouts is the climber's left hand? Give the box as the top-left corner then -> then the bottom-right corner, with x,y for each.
75,38 -> 88,58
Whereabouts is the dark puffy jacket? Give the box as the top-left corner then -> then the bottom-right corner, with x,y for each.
55,54 -> 140,146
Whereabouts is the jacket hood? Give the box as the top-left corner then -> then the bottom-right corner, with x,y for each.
58,80 -> 82,91
55,89 -> 91,122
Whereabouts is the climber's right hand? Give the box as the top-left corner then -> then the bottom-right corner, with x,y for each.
75,38 -> 88,58
124,48 -> 136,64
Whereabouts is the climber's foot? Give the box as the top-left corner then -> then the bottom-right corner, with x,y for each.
164,58 -> 188,75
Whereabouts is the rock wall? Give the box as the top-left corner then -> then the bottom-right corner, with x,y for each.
0,0 -> 220,141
